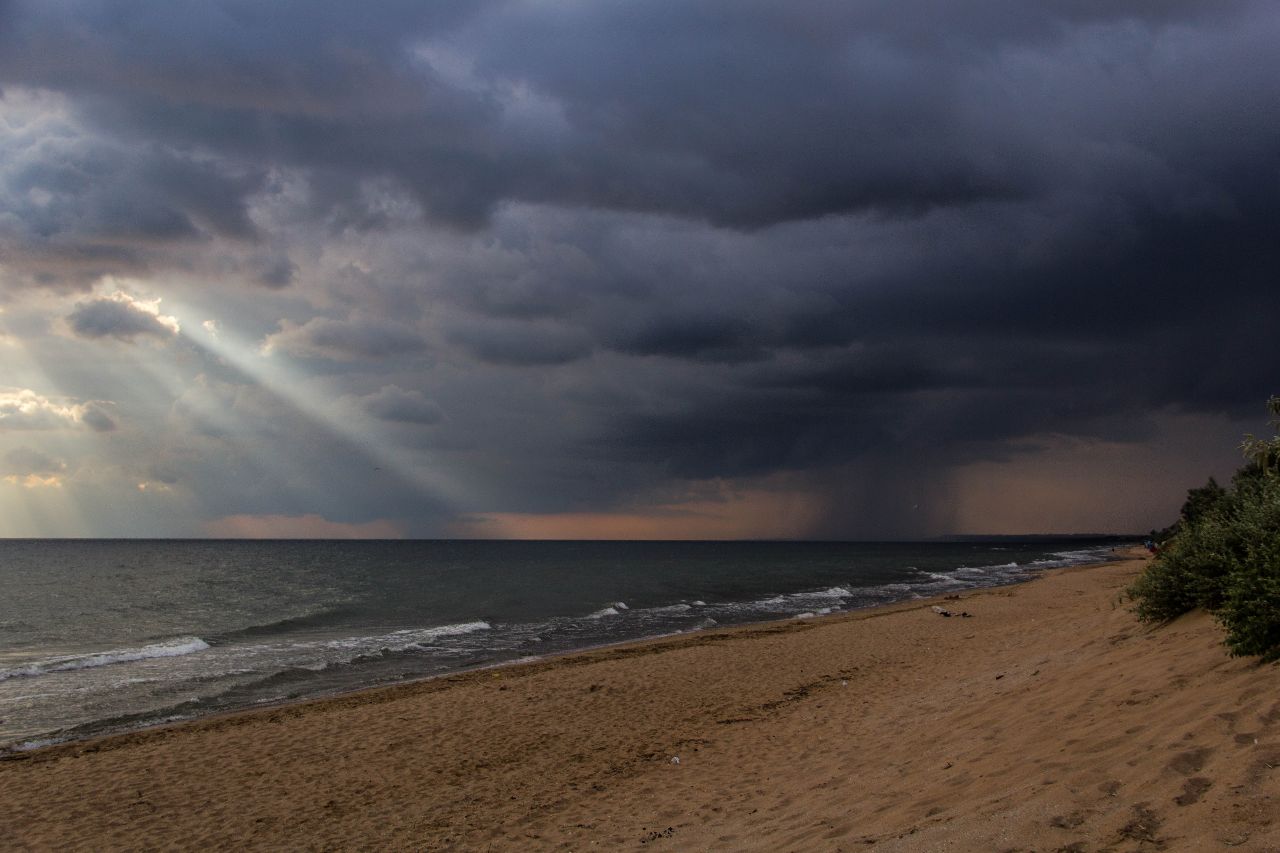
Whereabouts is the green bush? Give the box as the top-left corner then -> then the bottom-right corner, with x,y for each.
1128,497 -> 1236,622
1129,397 -> 1280,661
1216,473 -> 1280,660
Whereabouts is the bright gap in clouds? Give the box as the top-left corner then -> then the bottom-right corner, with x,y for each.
169,297 -> 473,518
3,281 -> 466,537
0,358 -> 89,536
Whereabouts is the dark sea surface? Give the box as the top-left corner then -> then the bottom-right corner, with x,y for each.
0,538 -> 1124,750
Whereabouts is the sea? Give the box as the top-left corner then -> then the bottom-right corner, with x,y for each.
0,538 -> 1124,752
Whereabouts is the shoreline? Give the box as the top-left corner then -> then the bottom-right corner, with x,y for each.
2,546 -> 1124,758
3,546 -> 1276,850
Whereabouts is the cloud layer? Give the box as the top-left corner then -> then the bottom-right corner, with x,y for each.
1,0 -> 1277,536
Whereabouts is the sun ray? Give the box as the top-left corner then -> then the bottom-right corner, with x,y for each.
167,300 -> 472,511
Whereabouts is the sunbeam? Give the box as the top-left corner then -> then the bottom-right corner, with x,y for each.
167,299 -> 472,514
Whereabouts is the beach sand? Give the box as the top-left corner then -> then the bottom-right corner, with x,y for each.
2,548 -> 1277,851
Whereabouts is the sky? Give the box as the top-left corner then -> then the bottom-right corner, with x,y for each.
1,0 -> 1278,539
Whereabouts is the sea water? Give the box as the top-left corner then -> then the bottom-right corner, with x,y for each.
0,538 -> 1122,750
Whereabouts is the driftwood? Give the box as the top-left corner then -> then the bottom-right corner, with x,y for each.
931,605 -> 972,618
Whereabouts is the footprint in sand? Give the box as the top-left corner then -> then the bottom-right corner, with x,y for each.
1116,803 -> 1163,845
1166,745 -> 1213,776
1174,777 -> 1212,806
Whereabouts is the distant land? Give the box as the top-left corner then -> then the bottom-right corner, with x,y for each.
929,533 -> 1138,543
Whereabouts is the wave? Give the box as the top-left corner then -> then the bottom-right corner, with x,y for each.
516,548 -> 1120,652
0,620 -> 493,687
701,553 -> 1109,621
211,607 -> 356,641
1034,548 -> 1116,568
645,603 -> 693,614
705,584 -> 856,618
954,561 -> 1018,572
322,621 -> 491,652
795,585 -> 853,600
0,637 -> 211,681
585,601 -> 630,619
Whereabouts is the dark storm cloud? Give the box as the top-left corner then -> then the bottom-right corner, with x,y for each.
66,293 -> 178,341
262,316 -> 429,361
445,318 -> 593,367
3,0 -> 1263,234
612,316 -> 766,364
253,254 -> 297,290
360,386 -> 442,426
1,0 -> 1273,246
2,0 -> 1279,533
78,405 -> 117,433
0,97 -> 264,286
0,1 -> 481,108
0,0 -> 512,227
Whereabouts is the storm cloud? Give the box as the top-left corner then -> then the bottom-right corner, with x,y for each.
1,0 -> 1277,536
66,291 -> 180,341
358,385 -> 442,426
261,316 -> 430,361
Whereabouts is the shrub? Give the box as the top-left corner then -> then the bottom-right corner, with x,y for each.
1128,497 -> 1236,622
1216,473 -> 1280,660
1129,397 -> 1280,660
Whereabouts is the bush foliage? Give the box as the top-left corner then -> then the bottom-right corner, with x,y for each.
1129,397 -> 1280,661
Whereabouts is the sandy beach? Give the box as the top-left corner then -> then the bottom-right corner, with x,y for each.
1,548 -> 1276,851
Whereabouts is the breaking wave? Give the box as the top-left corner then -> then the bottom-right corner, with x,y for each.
0,637 -> 211,681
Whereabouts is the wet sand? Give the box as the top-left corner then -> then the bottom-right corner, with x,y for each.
2,548 -> 1277,851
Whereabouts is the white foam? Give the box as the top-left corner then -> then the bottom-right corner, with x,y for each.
1038,548 -> 1112,568
394,620 -> 492,642
586,607 -> 620,619
953,562 -> 1018,573
715,586 -> 853,616
613,601 -> 629,610
800,585 -> 853,599
647,603 -> 692,614
0,637 -> 211,681
324,621 -> 491,652
691,600 -> 706,607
